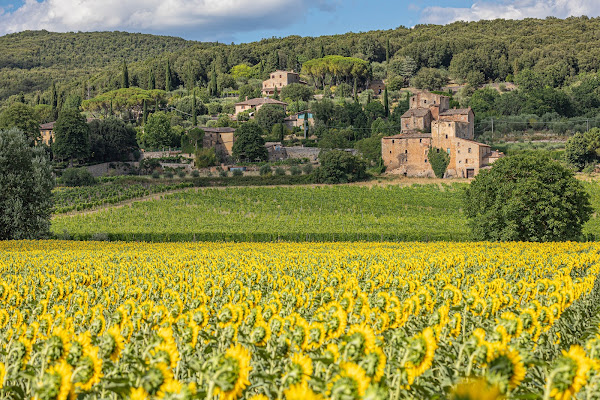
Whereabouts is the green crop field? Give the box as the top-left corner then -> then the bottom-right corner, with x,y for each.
51,184 -> 469,241
51,181 -> 600,242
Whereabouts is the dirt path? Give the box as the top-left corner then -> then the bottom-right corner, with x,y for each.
53,176 -> 471,218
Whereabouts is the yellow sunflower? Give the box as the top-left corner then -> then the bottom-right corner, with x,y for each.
328,362 -> 370,399
73,345 -> 103,392
549,345 -> 592,400
33,360 -> 74,400
0,362 -> 5,389
451,378 -> 502,400
128,387 -> 150,400
285,353 -> 313,386
405,327 -> 437,383
284,382 -> 324,400
485,346 -> 526,392
213,344 -> 252,400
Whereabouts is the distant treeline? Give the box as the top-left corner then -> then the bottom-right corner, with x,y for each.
3,17 -> 600,104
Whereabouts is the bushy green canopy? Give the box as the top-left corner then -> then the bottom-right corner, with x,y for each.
464,153 -> 592,242
0,128 -> 53,239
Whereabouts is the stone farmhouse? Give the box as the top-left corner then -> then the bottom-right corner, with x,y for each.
234,97 -> 287,116
261,70 -> 307,96
382,92 -> 502,178
40,121 -> 55,145
201,127 -> 235,157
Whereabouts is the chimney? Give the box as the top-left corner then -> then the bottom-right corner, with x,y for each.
245,96 -> 248,101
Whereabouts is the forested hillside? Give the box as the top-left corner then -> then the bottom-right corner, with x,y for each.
0,30 -> 196,100
2,16 -> 600,104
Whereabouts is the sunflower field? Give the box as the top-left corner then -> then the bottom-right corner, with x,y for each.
1,240 -> 600,400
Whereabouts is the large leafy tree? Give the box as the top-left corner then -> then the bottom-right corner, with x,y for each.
0,128 -> 54,239
280,83 -> 313,102
464,153 -> 592,242
88,118 -> 139,162
255,104 -> 286,133
232,122 -> 267,162
143,111 -> 173,149
52,108 -> 90,165
0,102 -> 40,144
315,149 -> 367,184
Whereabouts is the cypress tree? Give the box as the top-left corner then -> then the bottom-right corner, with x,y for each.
148,69 -> 156,90
386,39 -> 390,79
209,67 -> 218,97
165,59 -> 172,91
319,44 -> 325,59
143,100 -> 148,124
384,87 -> 389,116
273,86 -> 279,100
122,61 -> 129,89
353,78 -> 358,103
51,82 -> 58,120
367,92 -> 372,104
192,93 -> 197,126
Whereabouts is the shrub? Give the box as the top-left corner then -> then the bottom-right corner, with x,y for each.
0,128 -> 54,239
428,147 -> 450,178
195,148 -> 217,168
61,167 -> 97,186
164,171 -> 174,179
191,170 -> 200,177
232,169 -> 243,176
151,171 -> 161,179
315,150 -> 367,184
275,167 -> 286,176
220,170 -> 228,177
178,170 -> 187,178
464,153 -> 592,242
259,165 -> 272,176
290,166 -> 302,175
302,164 -> 314,174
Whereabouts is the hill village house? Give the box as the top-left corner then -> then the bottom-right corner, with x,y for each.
382,92 -> 503,178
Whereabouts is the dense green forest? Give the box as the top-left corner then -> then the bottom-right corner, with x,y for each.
3,17 -> 600,104
0,30 -> 195,100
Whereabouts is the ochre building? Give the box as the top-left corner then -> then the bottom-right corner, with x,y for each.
383,92 -> 502,178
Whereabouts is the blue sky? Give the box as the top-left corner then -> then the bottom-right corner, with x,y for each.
1,0 -> 599,43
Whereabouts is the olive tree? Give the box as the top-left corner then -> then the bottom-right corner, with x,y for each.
0,128 -> 54,239
464,153 -> 592,242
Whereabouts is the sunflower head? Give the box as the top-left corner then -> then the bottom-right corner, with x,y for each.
211,344 -> 252,400
451,378 -> 503,400
33,360 -> 74,400
327,362 -> 370,400
284,353 -> 313,387
485,346 -> 526,393
283,382 -> 324,400
550,345 -> 592,400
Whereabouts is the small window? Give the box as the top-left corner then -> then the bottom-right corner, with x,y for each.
392,140 -> 395,144
424,100 -> 427,104
436,148 -> 440,153
405,150 -> 408,154
419,139 -> 422,143
390,151 -> 392,154
468,148 -> 472,153
433,101 -> 436,104
424,159 -> 428,163
445,134 -> 448,139
447,148 -> 450,154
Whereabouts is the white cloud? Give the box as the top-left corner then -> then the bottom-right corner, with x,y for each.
421,0 -> 600,25
0,0 -> 338,39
